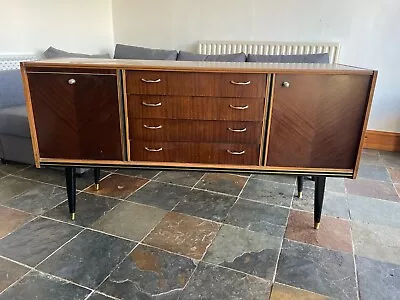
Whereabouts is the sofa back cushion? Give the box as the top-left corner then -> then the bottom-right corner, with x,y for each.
178,51 -> 246,62
114,44 -> 178,60
43,47 -> 110,59
247,53 -> 330,63
0,70 -> 25,109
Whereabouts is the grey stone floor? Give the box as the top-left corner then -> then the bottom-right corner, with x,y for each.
0,149 -> 399,299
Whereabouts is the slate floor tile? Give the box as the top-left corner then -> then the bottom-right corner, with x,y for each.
352,221 -> 400,265
0,176 -> 39,204
303,177 -> 346,193
92,202 -> 167,241
240,178 -> 294,207
180,262 -> 271,300
3,184 -> 67,215
276,239 -> 357,300
0,206 -> 33,238
126,181 -> 190,210
225,199 -> 289,238
99,244 -> 196,299
251,174 -> 296,185
356,256 -> 400,300
85,174 -> 148,199
0,270 -> 91,300
0,162 -> 28,176
357,164 -> 391,182
0,218 -> 81,266
348,194 -> 400,228
345,177 -> 399,202
45,193 -> 121,227
154,170 -> 204,187
204,225 -> 281,280
360,150 -> 384,166
0,258 -> 30,293
86,293 -> 114,300
194,173 -> 247,196
75,169 -> 110,190
16,166 -> 66,186
143,212 -> 220,259
173,189 -> 236,222
115,168 -> 160,179
380,151 -> 400,168
292,189 -> 350,219
388,167 -> 400,183
37,230 -> 135,289
270,283 -> 329,300
285,210 -> 353,253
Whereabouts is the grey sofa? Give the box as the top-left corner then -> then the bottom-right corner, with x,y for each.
0,45 -> 329,165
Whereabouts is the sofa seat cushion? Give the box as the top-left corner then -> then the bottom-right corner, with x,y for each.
0,105 -> 30,138
43,47 -> 110,59
114,44 -> 178,60
0,70 -> 25,109
177,51 -> 246,62
247,53 -> 330,63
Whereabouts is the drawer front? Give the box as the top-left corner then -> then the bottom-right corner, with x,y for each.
128,96 -> 265,121
130,119 -> 262,143
126,71 -> 266,97
130,142 -> 259,165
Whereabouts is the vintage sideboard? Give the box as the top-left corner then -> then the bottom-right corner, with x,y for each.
20,58 -> 377,229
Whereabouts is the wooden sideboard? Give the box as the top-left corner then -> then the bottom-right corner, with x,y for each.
21,58 -> 377,229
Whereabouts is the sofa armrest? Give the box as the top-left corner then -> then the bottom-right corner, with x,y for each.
0,69 -> 25,109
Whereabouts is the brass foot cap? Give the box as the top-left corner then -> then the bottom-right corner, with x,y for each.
298,191 -> 303,199
314,222 -> 320,230
71,213 -> 76,221
95,184 -> 100,191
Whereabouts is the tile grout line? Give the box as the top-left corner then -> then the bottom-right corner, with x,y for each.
0,269 -> 35,297
0,216 -> 39,243
190,172 -> 207,190
349,210 -> 361,300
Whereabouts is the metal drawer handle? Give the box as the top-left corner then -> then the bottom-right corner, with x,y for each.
141,78 -> 161,83
227,150 -> 246,155
143,124 -> 162,130
228,127 -> 247,133
230,80 -> 251,85
145,147 -> 163,152
142,102 -> 162,107
229,104 -> 249,110
68,78 -> 76,85
282,81 -> 290,88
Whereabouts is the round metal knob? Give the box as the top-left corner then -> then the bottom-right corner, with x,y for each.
282,81 -> 290,88
68,79 -> 76,85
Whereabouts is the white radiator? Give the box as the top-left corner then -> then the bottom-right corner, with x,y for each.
0,54 -> 37,70
198,41 -> 340,64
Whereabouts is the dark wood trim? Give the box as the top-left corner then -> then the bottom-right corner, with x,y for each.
363,130 -> 400,152
354,71 -> 378,178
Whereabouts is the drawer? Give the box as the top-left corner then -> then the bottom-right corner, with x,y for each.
126,71 -> 266,98
130,141 -> 260,165
128,96 -> 265,121
129,119 -> 262,143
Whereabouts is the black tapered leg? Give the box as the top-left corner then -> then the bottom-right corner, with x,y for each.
297,176 -> 304,198
93,167 -> 100,191
0,158 -> 8,164
314,176 -> 326,229
65,167 -> 76,221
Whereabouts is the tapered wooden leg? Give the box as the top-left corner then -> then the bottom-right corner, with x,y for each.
314,176 -> 326,229
297,176 -> 304,198
93,167 -> 100,191
65,167 -> 76,221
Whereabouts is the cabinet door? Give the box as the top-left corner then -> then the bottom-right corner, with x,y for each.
266,74 -> 372,169
28,72 -> 123,160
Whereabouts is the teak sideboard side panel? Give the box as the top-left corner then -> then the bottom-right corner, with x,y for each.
266,74 -> 373,169
27,72 -> 123,160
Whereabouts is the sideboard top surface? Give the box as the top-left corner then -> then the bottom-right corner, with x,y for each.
22,58 -> 374,74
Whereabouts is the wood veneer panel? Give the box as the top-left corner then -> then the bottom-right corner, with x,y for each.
126,71 -> 266,97
266,74 -> 373,169
130,142 -> 259,165
129,119 -> 262,144
27,72 -> 122,160
127,96 -> 265,121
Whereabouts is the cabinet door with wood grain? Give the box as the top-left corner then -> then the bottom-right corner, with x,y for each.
266,74 -> 373,169
27,71 -> 123,160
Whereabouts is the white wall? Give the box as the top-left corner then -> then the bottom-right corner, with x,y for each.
0,0 -> 114,56
112,0 -> 400,132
